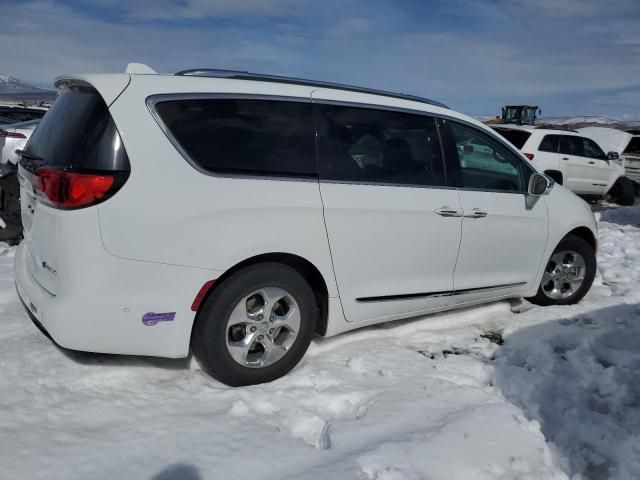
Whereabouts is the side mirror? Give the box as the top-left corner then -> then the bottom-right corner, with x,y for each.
607,151 -> 619,161
528,173 -> 551,196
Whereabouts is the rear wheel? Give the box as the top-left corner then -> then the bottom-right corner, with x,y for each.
528,235 -> 596,306
609,176 -> 635,206
192,263 -> 317,386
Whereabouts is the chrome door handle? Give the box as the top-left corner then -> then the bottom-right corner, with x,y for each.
463,208 -> 488,218
434,206 -> 462,217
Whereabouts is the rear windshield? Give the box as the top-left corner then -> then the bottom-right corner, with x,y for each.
23,86 -> 129,172
492,128 -> 531,149
624,137 -> 640,155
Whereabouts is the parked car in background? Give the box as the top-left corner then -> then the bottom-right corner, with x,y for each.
15,67 -> 598,386
0,119 -> 40,230
492,125 -> 635,205
0,105 -> 47,123
577,126 -> 640,188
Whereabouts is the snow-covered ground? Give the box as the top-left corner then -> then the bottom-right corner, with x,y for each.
1,205 -> 639,480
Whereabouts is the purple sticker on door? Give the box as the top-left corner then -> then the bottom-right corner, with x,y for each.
142,311 -> 176,326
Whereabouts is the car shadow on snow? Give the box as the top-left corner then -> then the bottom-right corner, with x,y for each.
599,205 -> 640,228
492,303 -> 640,480
151,463 -> 201,480
58,347 -> 193,371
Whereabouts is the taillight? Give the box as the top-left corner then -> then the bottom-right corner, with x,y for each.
523,153 -> 535,161
0,130 -> 26,139
32,167 -> 125,209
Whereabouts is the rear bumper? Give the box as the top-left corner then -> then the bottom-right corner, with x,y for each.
14,241 -> 222,358
15,243 -> 56,338
15,281 -> 55,343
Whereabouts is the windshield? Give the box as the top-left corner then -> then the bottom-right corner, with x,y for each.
504,107 -> 522,122
492,128 -> 531,149
624,137 -> 640,155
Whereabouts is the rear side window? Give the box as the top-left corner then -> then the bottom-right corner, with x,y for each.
624,137 -> 640,155
492,128 -> 531,149
154,99 -> 316,177
315,104 -> 446,186
559,136 -> 585,157
538,134 -> 560,153
24,86 -> 110,168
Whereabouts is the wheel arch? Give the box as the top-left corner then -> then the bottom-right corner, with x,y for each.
193,252 -> 330,337
565,226 -> 597,253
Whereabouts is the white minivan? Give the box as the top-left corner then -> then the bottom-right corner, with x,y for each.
15,69 -> 598,386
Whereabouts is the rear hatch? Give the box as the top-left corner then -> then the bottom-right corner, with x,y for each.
17,84 -> 130,295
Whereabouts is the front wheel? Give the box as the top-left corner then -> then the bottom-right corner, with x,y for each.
528,235 -> 596,306
609,176 -> 635,206
192,263 -> 317,386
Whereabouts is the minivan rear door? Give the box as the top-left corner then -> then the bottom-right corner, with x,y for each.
18,79 -> 130,295
313,93 -> 463,324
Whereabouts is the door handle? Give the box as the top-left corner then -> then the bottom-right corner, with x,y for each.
463,208 -> 488,218
562,157 -> 570,161
588,161 -> 595,164
434,206 -> 463,217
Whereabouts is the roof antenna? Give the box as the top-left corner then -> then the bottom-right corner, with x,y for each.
125,63 -> 157,74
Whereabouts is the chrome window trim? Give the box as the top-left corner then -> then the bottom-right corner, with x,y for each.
356,281 -> 528,303
146,92 -> 536,194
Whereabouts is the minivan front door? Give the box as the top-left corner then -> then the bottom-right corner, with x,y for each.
441,119 -> 548,304
313,98 -> 462,323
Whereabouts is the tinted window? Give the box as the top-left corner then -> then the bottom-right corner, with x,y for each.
24,86 -> 107,167
492,128 -> 531,149
155,99 -> 316,176
581,137 -> 606,160
316,104 -> 445,186
559,136 -> 585,157
443,120 -> 530,192
538,134 -> 560,153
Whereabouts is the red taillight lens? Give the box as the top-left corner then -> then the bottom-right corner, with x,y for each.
0,130 -> 27,139
524,153 -> 535,161
33,167 -> 118,209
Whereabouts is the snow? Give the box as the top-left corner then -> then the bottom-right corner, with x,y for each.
1,205 -> 640,479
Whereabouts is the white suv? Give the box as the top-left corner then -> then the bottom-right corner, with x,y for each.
15,69 -> 598,386
492,126 -> 635,205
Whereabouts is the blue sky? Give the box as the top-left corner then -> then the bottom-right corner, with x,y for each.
2,0 -> 640,118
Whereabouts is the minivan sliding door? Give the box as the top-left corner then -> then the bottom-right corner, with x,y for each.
312,94 -> 463,324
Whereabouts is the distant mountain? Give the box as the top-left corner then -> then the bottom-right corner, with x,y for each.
539,116 -> 640,130
0,75 -> 57,104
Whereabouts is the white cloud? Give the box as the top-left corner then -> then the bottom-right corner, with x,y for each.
2,0 -> 640,117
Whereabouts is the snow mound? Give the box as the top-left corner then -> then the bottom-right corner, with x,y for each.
494,306 -> 640,479
1,206 -> 640,479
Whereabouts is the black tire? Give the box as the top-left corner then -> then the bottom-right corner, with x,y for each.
0,172 -> 22,224
192,263 -> 318,386
610,176 -> 635,206
527,235 -> 596,306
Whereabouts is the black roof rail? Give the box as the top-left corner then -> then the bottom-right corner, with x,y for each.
175,68 -> 449,109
